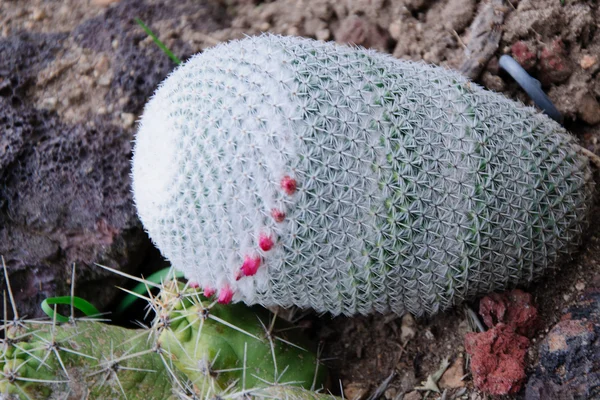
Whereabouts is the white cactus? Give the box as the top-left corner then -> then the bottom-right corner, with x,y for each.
132,35 -> 594,316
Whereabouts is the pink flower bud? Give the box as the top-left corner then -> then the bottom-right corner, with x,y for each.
271,208 -> 285,222
281,176 -> 297,195
203,286 -> 216,298
217,285 -> 234,304
241,255 -> 261,277
259,234 -> 274,251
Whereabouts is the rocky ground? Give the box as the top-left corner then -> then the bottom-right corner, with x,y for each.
1,0 -> 599,398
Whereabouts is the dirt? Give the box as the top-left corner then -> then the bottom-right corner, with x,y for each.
1,0 -> 599,399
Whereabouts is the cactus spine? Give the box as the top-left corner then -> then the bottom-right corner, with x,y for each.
132,34 -> 594,317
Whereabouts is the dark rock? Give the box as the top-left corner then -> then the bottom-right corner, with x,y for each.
0,0 -> 229,318
525,285 -> 600,400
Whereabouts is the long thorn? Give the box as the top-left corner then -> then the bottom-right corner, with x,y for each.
2,256 -> 19,320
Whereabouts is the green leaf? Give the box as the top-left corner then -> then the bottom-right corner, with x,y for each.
41,296 -> 101,322
134,18 -> 182,65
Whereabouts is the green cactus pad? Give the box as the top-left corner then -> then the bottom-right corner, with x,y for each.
132,34 -> 594,316
0,280 -> 330,399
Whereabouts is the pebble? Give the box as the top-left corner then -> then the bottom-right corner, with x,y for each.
31,8 -> 46,21
41,97 -> 58,111
315,28 -> 331,41
388,20 -> 402,40
439,356 -> 466,389
401,313 -> 417,343
577,93 -> 600,125
97,73 -> 112,87
120,112 -> 135,128
575,281 -> 586,291
344,382 -> 370,400
580,54 -> 597,70
383,387 -> 397,399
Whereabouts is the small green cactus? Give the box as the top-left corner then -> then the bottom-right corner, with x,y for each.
132,34 -> 594,317
0,271 -> 332,399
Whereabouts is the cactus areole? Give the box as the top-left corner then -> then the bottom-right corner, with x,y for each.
132,35 -> 594,316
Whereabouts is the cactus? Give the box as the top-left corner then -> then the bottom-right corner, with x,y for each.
0,265 -> 333,399
132,34 -> 594,317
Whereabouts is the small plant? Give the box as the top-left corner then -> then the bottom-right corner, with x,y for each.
131,34 -> 594,317
0,261 -> 334,399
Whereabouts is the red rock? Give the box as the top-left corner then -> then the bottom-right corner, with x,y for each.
511,41 -> 537,71
539,38 -> 573,84
465,323 -> 529,395
479,289 -> 538,337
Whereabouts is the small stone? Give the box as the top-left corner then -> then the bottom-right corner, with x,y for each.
403,391 -> 422,400
511,41 -> 537,71
41,97 -> 58,111
383,387 -> 397,399
563,293 -> 571,301
97,73 -> 112,87
315,28 -> 331,41
388,21 -> 402,41
401,313 -> 417,343
120,112 -> 135,128
259,22 -> 271,31
539,39 -> 573,84
286,26 -> 300,36
344,382 -> 370,400
575,281 -> 586,291
577,93 -> 600,125
424,329 -> 435,340
580,54 -> 597,70
439,356 -> 466,389
31,8 -> 46,21
94,55 -> 111,75
111,39 -> 119,49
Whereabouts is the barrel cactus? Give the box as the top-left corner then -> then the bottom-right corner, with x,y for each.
132,34 -> 594,317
